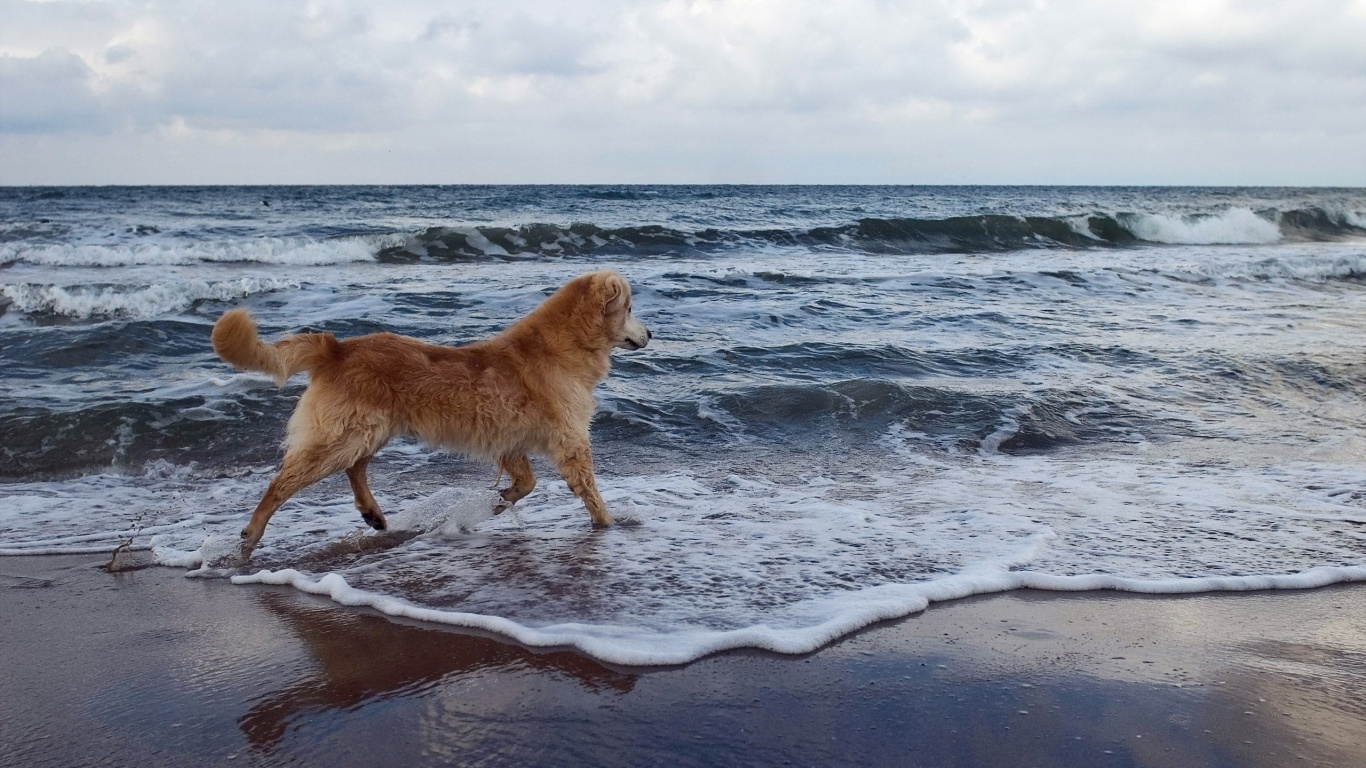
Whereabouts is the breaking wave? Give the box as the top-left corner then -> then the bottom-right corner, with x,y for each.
1118,208 -> 1282,245
1,276 -> 301,319
377,206 -> 1366,261
3,207 -> 1361,268
0,236 -> 382,267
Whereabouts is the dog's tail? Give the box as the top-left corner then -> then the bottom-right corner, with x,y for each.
211,309 -> 340,386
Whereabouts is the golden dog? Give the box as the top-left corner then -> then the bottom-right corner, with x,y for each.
211,270 -> 651,555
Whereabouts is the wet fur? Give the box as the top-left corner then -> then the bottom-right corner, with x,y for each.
211,270 -> 650,555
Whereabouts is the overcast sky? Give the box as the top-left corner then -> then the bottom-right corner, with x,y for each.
1,0 -> 1363,185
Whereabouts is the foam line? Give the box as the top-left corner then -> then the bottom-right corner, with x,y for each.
230,564 -> 1366,667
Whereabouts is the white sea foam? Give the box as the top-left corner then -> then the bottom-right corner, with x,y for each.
1,276 -> 301,318
385,487 -> 504,536
458,228 -> 511,257
1145,241 -> 1366,282
3,421 -> 1364,666
1122,208 -> 1282,245
256,443 -> 1363,665
1064,216 -> 1103,240
230,562 -> 1366,666
1194,253 -> 1366,282
0,434 -> 1332,665
977,404 -> 1025,455
166,534 -> 243,571
0,468 -> 358,560
0,236 -> 381,268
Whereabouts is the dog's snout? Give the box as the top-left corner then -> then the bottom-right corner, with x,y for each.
619,313 -> 650,349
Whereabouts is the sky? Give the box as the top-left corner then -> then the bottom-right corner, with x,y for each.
1,0 -> 1363,185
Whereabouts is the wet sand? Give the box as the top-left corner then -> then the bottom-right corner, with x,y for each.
2,554 -> 1364,767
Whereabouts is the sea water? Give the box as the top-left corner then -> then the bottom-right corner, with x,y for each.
2,186 -> 1364,664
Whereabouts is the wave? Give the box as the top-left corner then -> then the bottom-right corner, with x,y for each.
4,207 -> 1361,268
0,319 -> 212,370
6,458 -> 1364,665
1176,251 -> 1366,282
162,458 -> 1366,666
0,236 -> 382,267
376,206 -> 1366,261
1117,208 -> 1282,245
1,276 -> 300,319
0,391 -> 295,480
592,376 -> 1159,454
13,341 -> 1355,479
232,563 -> 1366,666
0,376 -> 1137,480
5,454 -> 1363,666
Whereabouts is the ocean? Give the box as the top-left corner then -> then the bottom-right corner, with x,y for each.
2,185 -> 1364,665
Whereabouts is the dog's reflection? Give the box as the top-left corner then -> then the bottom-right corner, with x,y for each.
240,592 -> 637,749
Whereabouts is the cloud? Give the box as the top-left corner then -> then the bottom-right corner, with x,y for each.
0,0 -> 1362,183
0,48 -> 106,133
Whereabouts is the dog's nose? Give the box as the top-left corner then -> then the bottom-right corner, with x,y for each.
647,329 -> 653,340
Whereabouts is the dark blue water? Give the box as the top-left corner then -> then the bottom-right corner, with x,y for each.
4,184 -> 1364,251
2,186 -> 1365,664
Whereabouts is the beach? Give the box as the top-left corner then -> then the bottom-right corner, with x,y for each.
5,0 -> 1366,761
3,553 -> 1364,767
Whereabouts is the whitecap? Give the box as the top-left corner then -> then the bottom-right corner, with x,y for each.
0,236 -> 382,268
1,276 -> 301,319
1121,208 -> 1282,245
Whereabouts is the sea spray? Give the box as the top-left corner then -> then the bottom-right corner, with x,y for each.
387,487 -> 505,536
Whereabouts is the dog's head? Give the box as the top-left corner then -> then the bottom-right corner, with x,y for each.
591,271 -> 651,350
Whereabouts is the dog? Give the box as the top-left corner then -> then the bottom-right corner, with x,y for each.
211,270 -> 651,555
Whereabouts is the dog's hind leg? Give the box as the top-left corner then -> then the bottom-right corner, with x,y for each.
346,455 -> 387,531
240,443 -> 358,554
494,453 -> 536,513
551,439 -> 613,526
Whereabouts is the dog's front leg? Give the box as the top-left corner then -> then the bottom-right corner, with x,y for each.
551,438 -> 613,526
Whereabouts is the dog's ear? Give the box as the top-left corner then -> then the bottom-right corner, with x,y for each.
599,272 -> 630,314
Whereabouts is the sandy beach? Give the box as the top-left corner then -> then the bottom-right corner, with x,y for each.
2,553 -> 1363,767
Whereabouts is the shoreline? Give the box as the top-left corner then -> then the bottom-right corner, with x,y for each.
227,560 -> 1366,667
4,554 -> 1365,766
